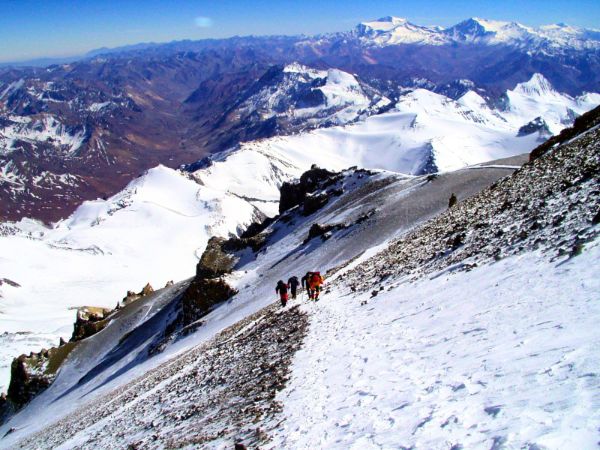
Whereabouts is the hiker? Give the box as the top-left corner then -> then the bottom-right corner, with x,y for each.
302,271 -> 324,300
275,280 -> 289,307
301,272 -> 312,294
288,275 -> 300,299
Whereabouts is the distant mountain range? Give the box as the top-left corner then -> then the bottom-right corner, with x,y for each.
1,16 -> 600,222
355,16 -> 600,50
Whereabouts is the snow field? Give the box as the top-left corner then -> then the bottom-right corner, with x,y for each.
269,243 -> 600,449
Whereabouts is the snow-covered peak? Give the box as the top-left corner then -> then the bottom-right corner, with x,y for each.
282,62 -> 326,79
502,73 -> 598,135
230,63 -> 389,129
512,73 -> 560,98
359,16 -> 409,32
445,17 -> 533,44
457,90 -> 488,109
356,16 -> 446,45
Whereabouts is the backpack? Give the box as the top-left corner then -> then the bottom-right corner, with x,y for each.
310,272 -> 321,283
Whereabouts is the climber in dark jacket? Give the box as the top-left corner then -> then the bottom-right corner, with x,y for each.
288,276 -> 300,299
276,280 -> 289,307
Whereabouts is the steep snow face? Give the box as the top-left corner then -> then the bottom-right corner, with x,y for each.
357,16 -> 600,51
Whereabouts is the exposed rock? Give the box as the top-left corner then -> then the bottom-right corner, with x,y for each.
530,105 -> 600,161
177,237 -> 240,327
164,280 -> 174,287
196,237 -> 237,278
222,234 -> 267,254
122,282 -> 155,305
448,193 -> 458,208
240,216 -> 276,239
71,306 -> 114,342
1,340 -> 78,420
517,116 -> 551,137
140,283 -> 154,296
182,278 -> 238,327
0,278 -> 21,288
279,166 -> 340,214
305,223 -> 346,243
303,192 -> 330,216
122,290 -> 140,304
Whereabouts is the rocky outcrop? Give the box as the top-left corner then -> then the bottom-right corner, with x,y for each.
279,165 -> 341,214
240,216 -> 275,239
305,223 -> 347,243
1,302 -> 118,423
181,237 -> 239,327
0,278 -> 20,288
303,192 -> 330,216
122,282 -> 155,305
195,237 -> 237,279
71,306 -> 114,342
1,340 -> 78,421
182,278 -> 238,326
517,116 -> 551,137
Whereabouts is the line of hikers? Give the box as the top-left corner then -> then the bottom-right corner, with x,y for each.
275,271 -> 324,306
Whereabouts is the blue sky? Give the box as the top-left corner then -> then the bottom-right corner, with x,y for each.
1,0 -> 599,63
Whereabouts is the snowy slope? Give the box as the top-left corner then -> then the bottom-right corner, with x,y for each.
2,113 -> 599,448
0,75 -> 597,393
0,161 -> 527,448
269,244 -> 600,449
0,165 -> 266,392
231,74 -> 598,174
0,115 -> 87,157
0,139 -> 357,392
245,63 -> 389,126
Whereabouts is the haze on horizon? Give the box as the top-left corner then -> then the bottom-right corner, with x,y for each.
1,0 -> 599,64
